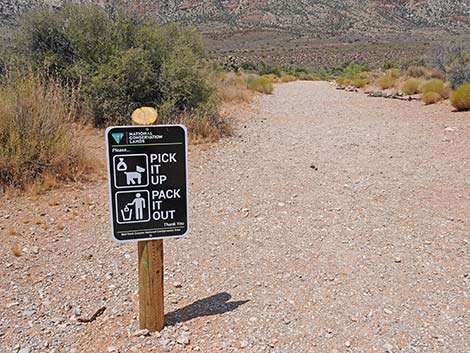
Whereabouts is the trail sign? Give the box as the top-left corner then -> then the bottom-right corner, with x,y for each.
106,125 -> 189,242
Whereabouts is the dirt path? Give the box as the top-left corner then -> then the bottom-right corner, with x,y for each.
1,82 -> 469,353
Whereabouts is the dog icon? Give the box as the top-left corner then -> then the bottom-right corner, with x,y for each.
124,165 -> 146,185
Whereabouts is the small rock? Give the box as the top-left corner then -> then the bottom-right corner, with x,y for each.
394,257 -> 402,263
18,347 -> 31,353
31,246 -> 39,254
345,341 -> 351,347
173,281 -> 182,288
444,127 -> 456,132
50,317 -> 65,324
107,346 -> 118,352
176,336 -> 190,345
383,308 -> 392,315
383,343 -> 394,352
277,202 -> 285,207
132,329 -> 150,337
21,309 -> 35,317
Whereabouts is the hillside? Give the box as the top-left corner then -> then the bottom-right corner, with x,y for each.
2,0 -> 470,37
1,0 -> 469,69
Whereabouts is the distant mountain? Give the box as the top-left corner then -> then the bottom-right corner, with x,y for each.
2,0 -> 470,37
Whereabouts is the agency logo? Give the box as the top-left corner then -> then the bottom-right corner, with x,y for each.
112,133 -> 124,144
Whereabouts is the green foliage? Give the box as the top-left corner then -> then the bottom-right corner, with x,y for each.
246,76 -> 273,94
8,3 -> 217,126
421,79 -> 449,98
421,91 -> 442,105
401,78 -> 421,95
376,75 -> 396,89
280,75 -> 296,83
382,62 -> 400,70
239,61 -> 258,72
352,78 -> 367,88
340,63 -> 370,79
450,84 -> 470,111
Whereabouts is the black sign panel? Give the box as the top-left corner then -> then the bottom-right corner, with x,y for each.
105,125 -> 189,242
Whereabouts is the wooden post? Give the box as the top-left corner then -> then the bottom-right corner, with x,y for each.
132,107 -> 164,331
138,240 -> 164,331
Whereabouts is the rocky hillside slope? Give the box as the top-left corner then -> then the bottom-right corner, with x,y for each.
1,0 -> 470,37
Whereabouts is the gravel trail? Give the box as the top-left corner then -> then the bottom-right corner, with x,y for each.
1,81 -> 469,353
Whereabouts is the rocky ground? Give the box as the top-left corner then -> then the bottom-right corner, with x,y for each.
0,82 -> 469,353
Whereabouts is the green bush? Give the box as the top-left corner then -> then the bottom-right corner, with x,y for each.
376,75 -> 396,89
352,78 -> 367,88
401,78 -> 421,95
341,63 -> 370,79
280,75 -> 296,83
9,3 -> 217,126
422,91 -> 442,105
450,84 -> 470,111
421,79 -> 450,98
246,76 -> 273,94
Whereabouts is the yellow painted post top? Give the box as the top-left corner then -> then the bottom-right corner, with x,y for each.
131,107 -> 158,125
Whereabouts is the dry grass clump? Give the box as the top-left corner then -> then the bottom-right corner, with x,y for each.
216,73 -> 253,103
420,79 -> 450,98
336,77 -> 346,85
0,75 -> 95,191
401,78 -> 422,95
261,74 -> 280,83
352,79 -> 367,88
279,75 -> 297,83
450,84 -> 470,111
246,76 -> 274,94
406,66 -> 444,79
422,92 -> 442,105
376,75 -> 396,89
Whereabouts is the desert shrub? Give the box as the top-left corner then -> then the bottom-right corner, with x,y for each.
280,75 -> 296,83
406,65 -> 444,80
10,4 -> 218,127
239,61 -> 258,72
261,74 -> 280,83
406,66 -> 429,78
421,79 -> 450,98
216,73 -> 252,103
401,78 -> 422,95
298,74 -> 320,81
435,42 -> 470,88
387,68 -> 401,79
383,62 -> 399,70
422,91 -> 442,105
336,76 -> 346,85
246,76 -> 273,94
376,75 -> 396,89
352,79 -> 367,88
450,84 -> 470,111
341,63 -> 370,79
0,75 -> 94,190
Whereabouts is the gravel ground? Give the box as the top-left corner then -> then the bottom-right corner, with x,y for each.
1,81 -> 469,353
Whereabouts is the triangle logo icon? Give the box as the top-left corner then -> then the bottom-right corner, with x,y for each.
112,133 -> 124,144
